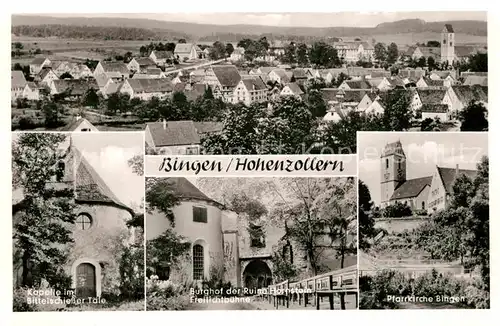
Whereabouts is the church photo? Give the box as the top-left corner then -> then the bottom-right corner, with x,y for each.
12,132 -> 145,311
145,177 -> 358,310
357,132 -> 489,309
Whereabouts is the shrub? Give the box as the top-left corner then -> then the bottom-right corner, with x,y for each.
13,287 -> 66,312
381,202 -> 412,218
146,276 -> 191,310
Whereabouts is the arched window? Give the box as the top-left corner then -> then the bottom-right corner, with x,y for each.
422,201 -> 425,210
385,158 -> 389,169
76,213 -> 92,230
193,244 -> 204,280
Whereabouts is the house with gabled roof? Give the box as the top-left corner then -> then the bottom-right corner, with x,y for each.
29,57 -> 51,76
338,79 -> 372,90
463,75 -> 488,87
174,43 -> 199,61
145,120 -> 201,155
149,50 -> 174,66
50,79 -> 99,100
233,76 -> 267,105
409,88 -> 452,120
22,82 -> 40,101
203,65 -> 241,102
380,140 -> 478,214
120,78 -> 173,100
11,70 -> 27,101
59,116 -> 99,132
280,82 -> 304,99
416,77 -> 450,88
36,68 -> 59,86
268,68 -> 291,84
447,85 -> 488,114
93,61 -> 130,80
127,57 -> 157,73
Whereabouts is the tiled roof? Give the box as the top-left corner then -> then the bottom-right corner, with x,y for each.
292,68 -> 308,79
174,43 -> 195,54
419,47 -> 441,60
444,24 -> 454,33
344,80 -> 372,89
153,51 -> 174,59
463,75 -> 488,87
284,82 -> 304,95
452,85 -> 488,104
437,166 -> 477,194
127,78 -> 173,93
59,118 -> 94,132
105,81 -> 123,94
11,71 -> 27,88
421,104 -> 448,113
193,121 -> 224,134
321,88 -> 368,103
31,57 -> 47,65
38,68 -> 55,81
135,57 -> 156,66
146,120 -> 200,147
95,74 -> 111,88
258,67 -> 275,74
454,46 -> 477,58
212,65 -> 241,87
159,177 -> 220,205
390,176 -> 432,201
147,68 -> 163,76
381,140 -> 405,158
74,149 -> 133,214
417,88 -> 447,105
242,76 -> 267,91
53,79 -> 98,95
100,61 -> 130,74
422,77 -> 445,87
271,68 -> 291,83
184,83 -> 207,102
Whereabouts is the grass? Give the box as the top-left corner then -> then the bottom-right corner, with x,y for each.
64,299 -> 144,311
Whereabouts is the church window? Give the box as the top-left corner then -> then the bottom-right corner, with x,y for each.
192,244 -> 204,280
422,201 -> 425,210
443,39 -> 446,45
193,206 -> 207,223
56,161 -> 65,182
450,42 -> 453,47
76,213 -> 92,230
386,159 -> 389,169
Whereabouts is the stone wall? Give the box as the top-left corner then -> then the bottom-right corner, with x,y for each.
375,217 -> 430,234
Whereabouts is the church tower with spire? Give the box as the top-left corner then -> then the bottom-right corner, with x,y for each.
380,140 -> 407,207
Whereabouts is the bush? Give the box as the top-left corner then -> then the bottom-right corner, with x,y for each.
146,276 -> 191,310
13,287 -> 66,312
381,202 -> 412,218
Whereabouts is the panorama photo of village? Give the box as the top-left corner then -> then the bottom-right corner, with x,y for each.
357,132 -> 489,309
11,12 -> 487,154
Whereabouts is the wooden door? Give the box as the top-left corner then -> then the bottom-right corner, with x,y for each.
76,263 -> 96,298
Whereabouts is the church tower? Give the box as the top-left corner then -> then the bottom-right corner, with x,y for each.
440,24 -> 455,65
380,140 -> 406,207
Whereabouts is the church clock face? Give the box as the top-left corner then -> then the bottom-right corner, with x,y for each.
397,168 -> 404,178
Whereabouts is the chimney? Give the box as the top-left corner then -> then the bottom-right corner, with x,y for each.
163,119 -> 167,130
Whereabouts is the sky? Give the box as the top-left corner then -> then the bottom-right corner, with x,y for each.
71,132 -> 144,211
39,12 -> 487,28
358,132 -> 488,205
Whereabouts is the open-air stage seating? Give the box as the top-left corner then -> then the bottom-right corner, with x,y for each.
258,265 -> 358,310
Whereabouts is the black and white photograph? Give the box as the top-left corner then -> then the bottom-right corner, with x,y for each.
145,177 -> 357,310
12,132 -> 145,311
10,12 -> 487,154
357,132 -> 489,309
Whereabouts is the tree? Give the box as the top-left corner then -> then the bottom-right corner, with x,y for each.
209,41 -> 226,60
59,72 -> 73,79
145,178 -> 181,226
283,43 -> 296,64
124,51 -> 133,63
237,38 -> 253,50
427,56 -> 437,70
178,39 -> 186,44
374,43 -> 387,62
332,72 -> 349,88
171,91 -> 191,119
417,57 -> 427,68
306,89 -> 327,118
296,43 -> 309,66
459,101 -> 488,131
427,40 -> 441,47
387,43 -> 399,64
358,180 -> 376,250
146,229 -> 191,279
81,88 -> 99,109
106,92 -> 130,116
12,133 -> 77,290
42,100 -> 65,128
380,89 -> 412,131
309,42 -> 340,68
466,53 -> 487,72
225,43 -> 234,57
